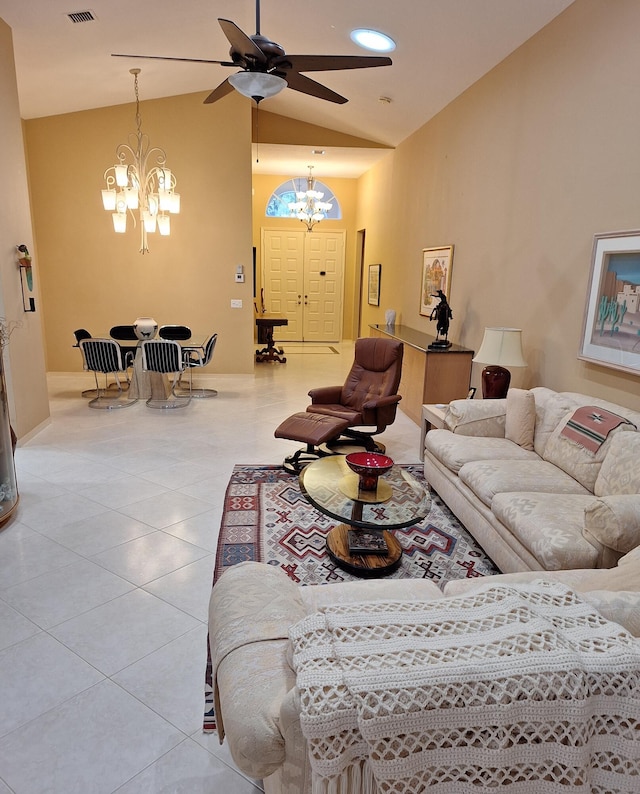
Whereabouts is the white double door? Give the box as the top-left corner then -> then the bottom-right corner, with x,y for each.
261,229 -> 345,342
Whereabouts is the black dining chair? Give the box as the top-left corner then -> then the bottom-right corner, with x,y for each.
79,339 -> 137,409
159,325 -> 192,341
73,329 -> 99,397
140,339 -> 192,409
109,325 -> 138,370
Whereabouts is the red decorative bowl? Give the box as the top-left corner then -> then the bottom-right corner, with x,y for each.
345,452 -> 394,491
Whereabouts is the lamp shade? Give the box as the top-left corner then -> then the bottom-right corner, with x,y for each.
473,328 -> 527,367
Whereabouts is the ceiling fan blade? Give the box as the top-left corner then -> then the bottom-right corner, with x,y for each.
203,78 -> 236,104
112,53 -> 235,66
218,19 -> 267,63
283,71 -> 348,104
276,54 -> 392,72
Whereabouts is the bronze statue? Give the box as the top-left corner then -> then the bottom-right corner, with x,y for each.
428,290 -> 453,349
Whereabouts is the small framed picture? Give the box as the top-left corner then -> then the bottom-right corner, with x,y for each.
368,263 -> 381,306
420,245 -> 453,317
578,230 -> 640,375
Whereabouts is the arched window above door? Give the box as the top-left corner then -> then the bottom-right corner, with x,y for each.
265,178 -> 342,219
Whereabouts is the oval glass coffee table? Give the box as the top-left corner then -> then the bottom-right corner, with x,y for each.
299,456 -> 431,577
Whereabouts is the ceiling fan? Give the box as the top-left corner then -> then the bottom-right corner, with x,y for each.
112,0 -> 392,105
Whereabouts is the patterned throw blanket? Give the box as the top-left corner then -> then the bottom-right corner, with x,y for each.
560,405 -> 633,453
290,582 -> 640,794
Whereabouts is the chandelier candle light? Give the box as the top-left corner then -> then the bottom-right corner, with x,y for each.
288,166 -> 332,231
101,69 -> 180,254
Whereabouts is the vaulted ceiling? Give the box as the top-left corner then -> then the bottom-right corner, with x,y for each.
0,0 -> 574,176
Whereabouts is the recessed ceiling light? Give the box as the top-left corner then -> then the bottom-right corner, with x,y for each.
350,29 -> 396,53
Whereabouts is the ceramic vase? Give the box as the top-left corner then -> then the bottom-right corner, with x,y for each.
133,317 -> 158,340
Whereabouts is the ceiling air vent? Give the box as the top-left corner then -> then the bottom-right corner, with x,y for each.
67,10 -> 96,23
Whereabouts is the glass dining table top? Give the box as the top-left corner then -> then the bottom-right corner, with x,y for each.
299,455 -> 431,530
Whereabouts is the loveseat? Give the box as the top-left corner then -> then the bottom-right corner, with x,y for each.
209,554 -> 640,793
424,387 -> 640,573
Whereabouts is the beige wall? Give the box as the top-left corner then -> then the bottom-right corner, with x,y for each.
0,18 -> 49,438
25,89 -> 255,374
252,173 -> 360,338
357,0 -> 640,411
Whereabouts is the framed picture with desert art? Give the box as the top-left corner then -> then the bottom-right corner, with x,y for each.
578,230 -> 640,375
420,245 -> 453,317
368,263 -> 381,306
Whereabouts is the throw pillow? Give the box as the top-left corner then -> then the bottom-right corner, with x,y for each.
583,495 -> 640,553
594,431 -> 640,496
505,388 -> 535,451
543,409 -> 635,492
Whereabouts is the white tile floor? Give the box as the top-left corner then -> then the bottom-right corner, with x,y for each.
0,341 -> 422,794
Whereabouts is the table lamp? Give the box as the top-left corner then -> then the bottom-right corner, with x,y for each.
472,327 -> 527,399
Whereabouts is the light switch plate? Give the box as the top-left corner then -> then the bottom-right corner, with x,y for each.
230,299 -> 242,308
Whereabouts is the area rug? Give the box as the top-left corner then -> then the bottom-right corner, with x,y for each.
204,464 -> 498,731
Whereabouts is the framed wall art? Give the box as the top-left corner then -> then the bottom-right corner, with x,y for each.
420,245 -> 453,317
368,263 -> 381,306
578,230 -> 640,375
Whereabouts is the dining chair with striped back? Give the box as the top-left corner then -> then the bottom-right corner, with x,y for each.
178,333 -> 218,398
79,338 -> 137,409
140,339 -> 192,409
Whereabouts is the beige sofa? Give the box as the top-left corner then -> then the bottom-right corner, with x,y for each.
209,388 -> 640,790
209,555 -> 640,793
423,387 -> 640,573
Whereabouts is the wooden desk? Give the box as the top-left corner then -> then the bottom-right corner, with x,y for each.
369,324 -> 473,425
255,314 -> 288,363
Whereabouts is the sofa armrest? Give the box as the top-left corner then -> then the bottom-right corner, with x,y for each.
209,562 -> 306,777
583,495 -> 640,553
444,398 -> 507,437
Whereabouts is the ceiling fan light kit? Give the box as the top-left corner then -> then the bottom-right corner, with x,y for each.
228,71 -> 286,102
112,0 -> 392,107
101,69 -> 180,254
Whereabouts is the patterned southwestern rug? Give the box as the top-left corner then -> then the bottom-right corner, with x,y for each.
203,464 -> 499,731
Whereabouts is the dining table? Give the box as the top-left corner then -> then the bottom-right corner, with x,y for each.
105,328 -> 208,400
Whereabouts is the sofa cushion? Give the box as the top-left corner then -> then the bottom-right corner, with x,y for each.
505,388 -> 535,450
583,495 -> 640,553
425,429 -> 537,474
491,492 -> 600,570
531,388 -> 577,457
542,409 -> 635,492
458,460 -> 590,507
594,431 -> 640,496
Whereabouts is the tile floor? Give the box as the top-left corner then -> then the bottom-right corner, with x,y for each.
0,341 -> 422,794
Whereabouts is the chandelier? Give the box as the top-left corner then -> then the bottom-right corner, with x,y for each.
101,69 -> 180,254
288,166 -> 332,231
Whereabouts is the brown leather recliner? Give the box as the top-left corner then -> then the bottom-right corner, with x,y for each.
307,337 -> 403,452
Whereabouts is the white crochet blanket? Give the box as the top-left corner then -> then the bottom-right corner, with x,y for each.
289,582 -> 640,794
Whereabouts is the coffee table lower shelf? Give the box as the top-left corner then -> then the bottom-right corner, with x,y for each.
326,525 -> 403,578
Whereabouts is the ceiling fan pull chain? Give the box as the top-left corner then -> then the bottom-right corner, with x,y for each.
255,103 -> 260,163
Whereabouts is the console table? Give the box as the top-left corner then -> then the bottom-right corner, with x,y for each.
369,324 -> 473,425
